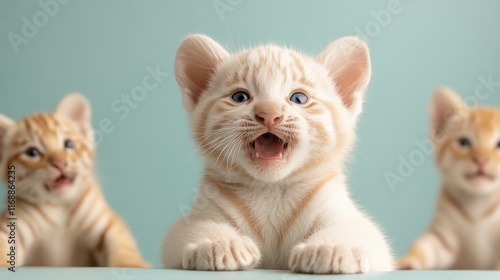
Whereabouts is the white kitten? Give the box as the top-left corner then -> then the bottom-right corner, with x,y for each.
162,34 -> 394,273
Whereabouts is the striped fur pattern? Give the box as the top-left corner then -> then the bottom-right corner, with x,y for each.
398,87 -> 500,270
162,34 -> 394,273
0,93 -> 149,267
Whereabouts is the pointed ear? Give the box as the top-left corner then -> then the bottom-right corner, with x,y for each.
0,114 -> 15,163
175,34 -> 230,111
55,93 -> 93,141
429,86 -> 468,138
317,36 -> 371,118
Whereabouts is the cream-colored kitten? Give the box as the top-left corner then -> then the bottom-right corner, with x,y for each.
398,87 -> 500,270
162,34 -> 394,273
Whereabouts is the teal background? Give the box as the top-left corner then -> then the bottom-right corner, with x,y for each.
1,0 -> 500,269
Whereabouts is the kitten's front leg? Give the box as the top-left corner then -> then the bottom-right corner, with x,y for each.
398,230 -> 458,270
95,213 -> 151,268
289,218 -> 394,274
163,219 -> 261,270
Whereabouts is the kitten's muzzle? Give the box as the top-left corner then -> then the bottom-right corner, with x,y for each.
465,168 -> 495,181
44,170 -> 76,191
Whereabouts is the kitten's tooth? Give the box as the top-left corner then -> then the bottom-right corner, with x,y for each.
279,152 -> 283,158
256,152 -> 260,158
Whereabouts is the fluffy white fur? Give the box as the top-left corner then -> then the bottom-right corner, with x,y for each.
162,34 -> 394,273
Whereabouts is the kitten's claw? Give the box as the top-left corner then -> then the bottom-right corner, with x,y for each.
289,243 -> 370,274
182,236 -> 260,271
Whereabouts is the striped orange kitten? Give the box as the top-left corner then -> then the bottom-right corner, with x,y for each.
162,34 -> 394,273
0,93 -> 150,268
398,87 -> 500,270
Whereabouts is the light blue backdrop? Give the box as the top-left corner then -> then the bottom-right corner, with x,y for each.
1,0 -> 500,268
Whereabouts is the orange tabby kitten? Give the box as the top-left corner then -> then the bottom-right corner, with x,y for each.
0,93 -> 150,268
399,87 -> 500,270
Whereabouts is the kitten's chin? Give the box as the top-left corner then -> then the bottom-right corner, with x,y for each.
40,174 -> 83,203
453,173 -> 500,195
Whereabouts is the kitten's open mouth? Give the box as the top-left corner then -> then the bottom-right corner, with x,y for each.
248,132 -> 289,162
45,174 -> 75,191
466,170 -> 494,181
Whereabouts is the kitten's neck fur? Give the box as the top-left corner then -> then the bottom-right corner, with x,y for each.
206,160 -> 343,191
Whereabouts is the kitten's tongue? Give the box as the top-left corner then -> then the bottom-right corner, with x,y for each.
255,133 -> 283,159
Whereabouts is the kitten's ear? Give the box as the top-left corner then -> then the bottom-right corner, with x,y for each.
430,86 -> 468,138
175,34 -> 230,110
317,36 -> 371,118
0,114 -> 15,162
55,93 -> 93,141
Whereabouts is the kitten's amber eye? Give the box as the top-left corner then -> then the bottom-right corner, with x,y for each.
290,92 -> 308,104
64,139 -> 75,149
25,147 -> 41,157
458,137 -> 471,148
231,91 -> 250,103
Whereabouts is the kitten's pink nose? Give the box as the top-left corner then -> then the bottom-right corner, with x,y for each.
51,161 -> 67,171
474,157 -> 488,168
255,112 -> 283,128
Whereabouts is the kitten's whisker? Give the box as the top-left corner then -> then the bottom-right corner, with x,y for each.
197,130 -> 238,152
215,134 -> 240,166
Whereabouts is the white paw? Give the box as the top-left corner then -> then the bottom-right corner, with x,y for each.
289,243 -> 370,274
182,236 -> 261,270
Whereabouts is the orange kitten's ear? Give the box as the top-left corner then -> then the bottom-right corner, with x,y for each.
430,86 -> 468,138
175,34 -> 230,110
55,93 -> 93,142
0,114 -> 15,162
316,36 -> 371,118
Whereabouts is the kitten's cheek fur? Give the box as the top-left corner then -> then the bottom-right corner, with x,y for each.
182,236 -> 261,271
289,243 -> 370,274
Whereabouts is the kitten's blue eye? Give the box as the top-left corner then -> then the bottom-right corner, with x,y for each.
290,92 -> 308,104
231,91 -> 250,103
458,137 -> 471,147
64,139 -> 75,149
25,147 -> 41,157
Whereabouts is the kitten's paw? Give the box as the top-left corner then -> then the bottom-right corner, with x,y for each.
109,259 -> 152,268
289,243 -> 370,274
182,236 -> 261,270
397,254 -> 423,270
495,263 -> 500,270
